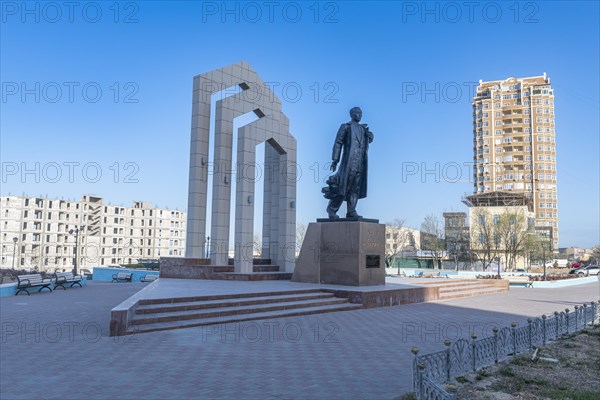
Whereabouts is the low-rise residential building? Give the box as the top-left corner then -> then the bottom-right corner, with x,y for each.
385,225 -> 421,256
443,212 -> 470,256
463,192 -> 535,270
0,195 -> 186,272
560,247 -> 594,262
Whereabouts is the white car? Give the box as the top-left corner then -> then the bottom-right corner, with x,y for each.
577,265 -> 600,276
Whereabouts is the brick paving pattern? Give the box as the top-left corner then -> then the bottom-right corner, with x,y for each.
1,280 -> 598,399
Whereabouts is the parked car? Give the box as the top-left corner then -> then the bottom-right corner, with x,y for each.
514,268 -> 527,275
570,261 -> 585,269
577,265 -> 600,276
568,266 -> 585,275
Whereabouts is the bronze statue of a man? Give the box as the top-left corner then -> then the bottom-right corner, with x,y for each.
323,107 -> 373,219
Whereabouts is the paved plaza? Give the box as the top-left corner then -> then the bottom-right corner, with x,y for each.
1,280 -> 598,400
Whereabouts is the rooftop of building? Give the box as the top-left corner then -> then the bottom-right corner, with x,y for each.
443,212 -> 467,218
462,191 -> 534,211
477,74 -> 550,87
2,194 -> 185,212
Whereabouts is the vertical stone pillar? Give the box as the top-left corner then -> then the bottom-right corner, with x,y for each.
185,62 -> 297,272
234,125 -> 257,273
210,100 -> 234,265
186,76 -> 211,258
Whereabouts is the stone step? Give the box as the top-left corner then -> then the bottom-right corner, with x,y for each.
416,280 -> 481,286
136,292 -> 336,314
127,303 -> 363,334
228,258 -> 272,266
138,288 -> 325,306
132,297 -> 351,325
438,286 -> 508,300
216,272 -> 292,281
438,284 -> 502,293
252,265 -> 280,272
208,265 -> 281,273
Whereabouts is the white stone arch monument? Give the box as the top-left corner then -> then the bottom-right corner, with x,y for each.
185,61 -> 297,273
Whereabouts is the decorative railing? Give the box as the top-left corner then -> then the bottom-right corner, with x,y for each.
411,301 -> 598,400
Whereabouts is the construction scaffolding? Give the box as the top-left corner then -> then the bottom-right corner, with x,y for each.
462,191 -> 534,212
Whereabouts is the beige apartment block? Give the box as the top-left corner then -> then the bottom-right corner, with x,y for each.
463,192 -> 536,270
0,195 -> 186,272
385,226 -> 421,255
472,74 -> 558,249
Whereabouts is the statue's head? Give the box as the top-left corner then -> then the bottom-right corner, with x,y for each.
349,107 -> 362,122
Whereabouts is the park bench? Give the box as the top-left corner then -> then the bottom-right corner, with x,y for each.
140,274 -> 158,283
507,276 -> 533,287
112,272 -> 133,283
53,272 -> 83,290
415,271 -> 442,278
15,274 -> 53,295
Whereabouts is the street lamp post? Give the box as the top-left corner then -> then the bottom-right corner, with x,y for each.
205,236 -> 210,259
69,226 -> 84,276
11,237 -> 18,270
542,244 -> 546,281
542,239 -> 548,281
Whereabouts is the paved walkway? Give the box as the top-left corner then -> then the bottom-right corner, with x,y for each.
1,281 -> 598,400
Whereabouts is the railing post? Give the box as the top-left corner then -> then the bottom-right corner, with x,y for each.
565,308 -> 570,334
492,326 -> 499,363
574,305 -> 579,331
554,311 -> 559,339
511,322 -> 517,355
527,318 -> 533,351
471,332 -> 478,372
444,339 -> 451,383
418,362 -> 425,399
411,347 -> 420,398
541,314 -> 547,346
591,301 -> 597,324
583,304 -> 588,327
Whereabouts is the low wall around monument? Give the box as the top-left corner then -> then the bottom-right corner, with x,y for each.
93,267 -> 159,283
328,285 -> 440,308
159,257 -> 211,279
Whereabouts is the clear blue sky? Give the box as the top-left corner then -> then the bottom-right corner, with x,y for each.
1,1 -> 599,248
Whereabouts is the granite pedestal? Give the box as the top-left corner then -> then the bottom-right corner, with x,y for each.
292,220 -> 385,286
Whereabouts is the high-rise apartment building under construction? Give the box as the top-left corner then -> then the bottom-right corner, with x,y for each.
472,74 -> 558,249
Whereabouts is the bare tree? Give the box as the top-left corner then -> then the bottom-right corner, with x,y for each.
470,209 -> 501,272
523,233 -> 542,270
252,234 -> 262,258
445,216 -> 469,271
421,214 -> 445,270
384,219 -> 408,270
592,245 -> 600,264
296,223 -> 307,248
496,210 -> 529,271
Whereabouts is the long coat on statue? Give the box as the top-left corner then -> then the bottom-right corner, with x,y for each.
330,121 -> 373,200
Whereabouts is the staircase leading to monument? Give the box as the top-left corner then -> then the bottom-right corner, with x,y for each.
159,258 -> 293,281
127,289 -> 362,334
416,279 -> 509,300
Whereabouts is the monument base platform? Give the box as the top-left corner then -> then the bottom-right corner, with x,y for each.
292,220 -> 385,286
109,278 -> 444,336
316,217 -> 379,223
159,257 -> 291,281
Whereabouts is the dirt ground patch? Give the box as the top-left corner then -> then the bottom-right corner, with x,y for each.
453,324 -> 600,399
